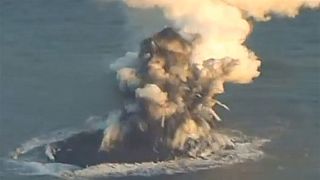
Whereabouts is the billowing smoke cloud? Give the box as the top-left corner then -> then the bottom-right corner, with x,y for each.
223,0 -> 319,20
100,0 -> 319,155
126,0 -> 319,82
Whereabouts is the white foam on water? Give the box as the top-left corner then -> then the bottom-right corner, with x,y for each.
2,118 -> 269,179
11,128 -> 82,157
10,116 -> 106,159
1,158 -> 80,178
69,137 -> 269,178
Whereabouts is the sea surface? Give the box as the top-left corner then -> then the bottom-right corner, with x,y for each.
0,0 -> 319,180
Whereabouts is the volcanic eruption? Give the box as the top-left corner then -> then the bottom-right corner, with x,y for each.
104,27 -> 240,154
13,0 -> 319,170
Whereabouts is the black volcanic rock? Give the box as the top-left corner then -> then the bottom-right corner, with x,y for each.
48,130 -> 173,167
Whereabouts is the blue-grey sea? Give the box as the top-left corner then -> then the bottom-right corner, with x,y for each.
0,0 -> 319,180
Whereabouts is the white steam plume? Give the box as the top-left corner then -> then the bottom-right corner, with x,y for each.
126,0 -> 319,83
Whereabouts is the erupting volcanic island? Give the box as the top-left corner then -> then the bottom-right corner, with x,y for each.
8,0 -> 320,178
47,28 -> 261,166
11,27 -> 268,179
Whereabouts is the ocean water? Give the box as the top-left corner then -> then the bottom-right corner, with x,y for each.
0,0 -> 319,180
